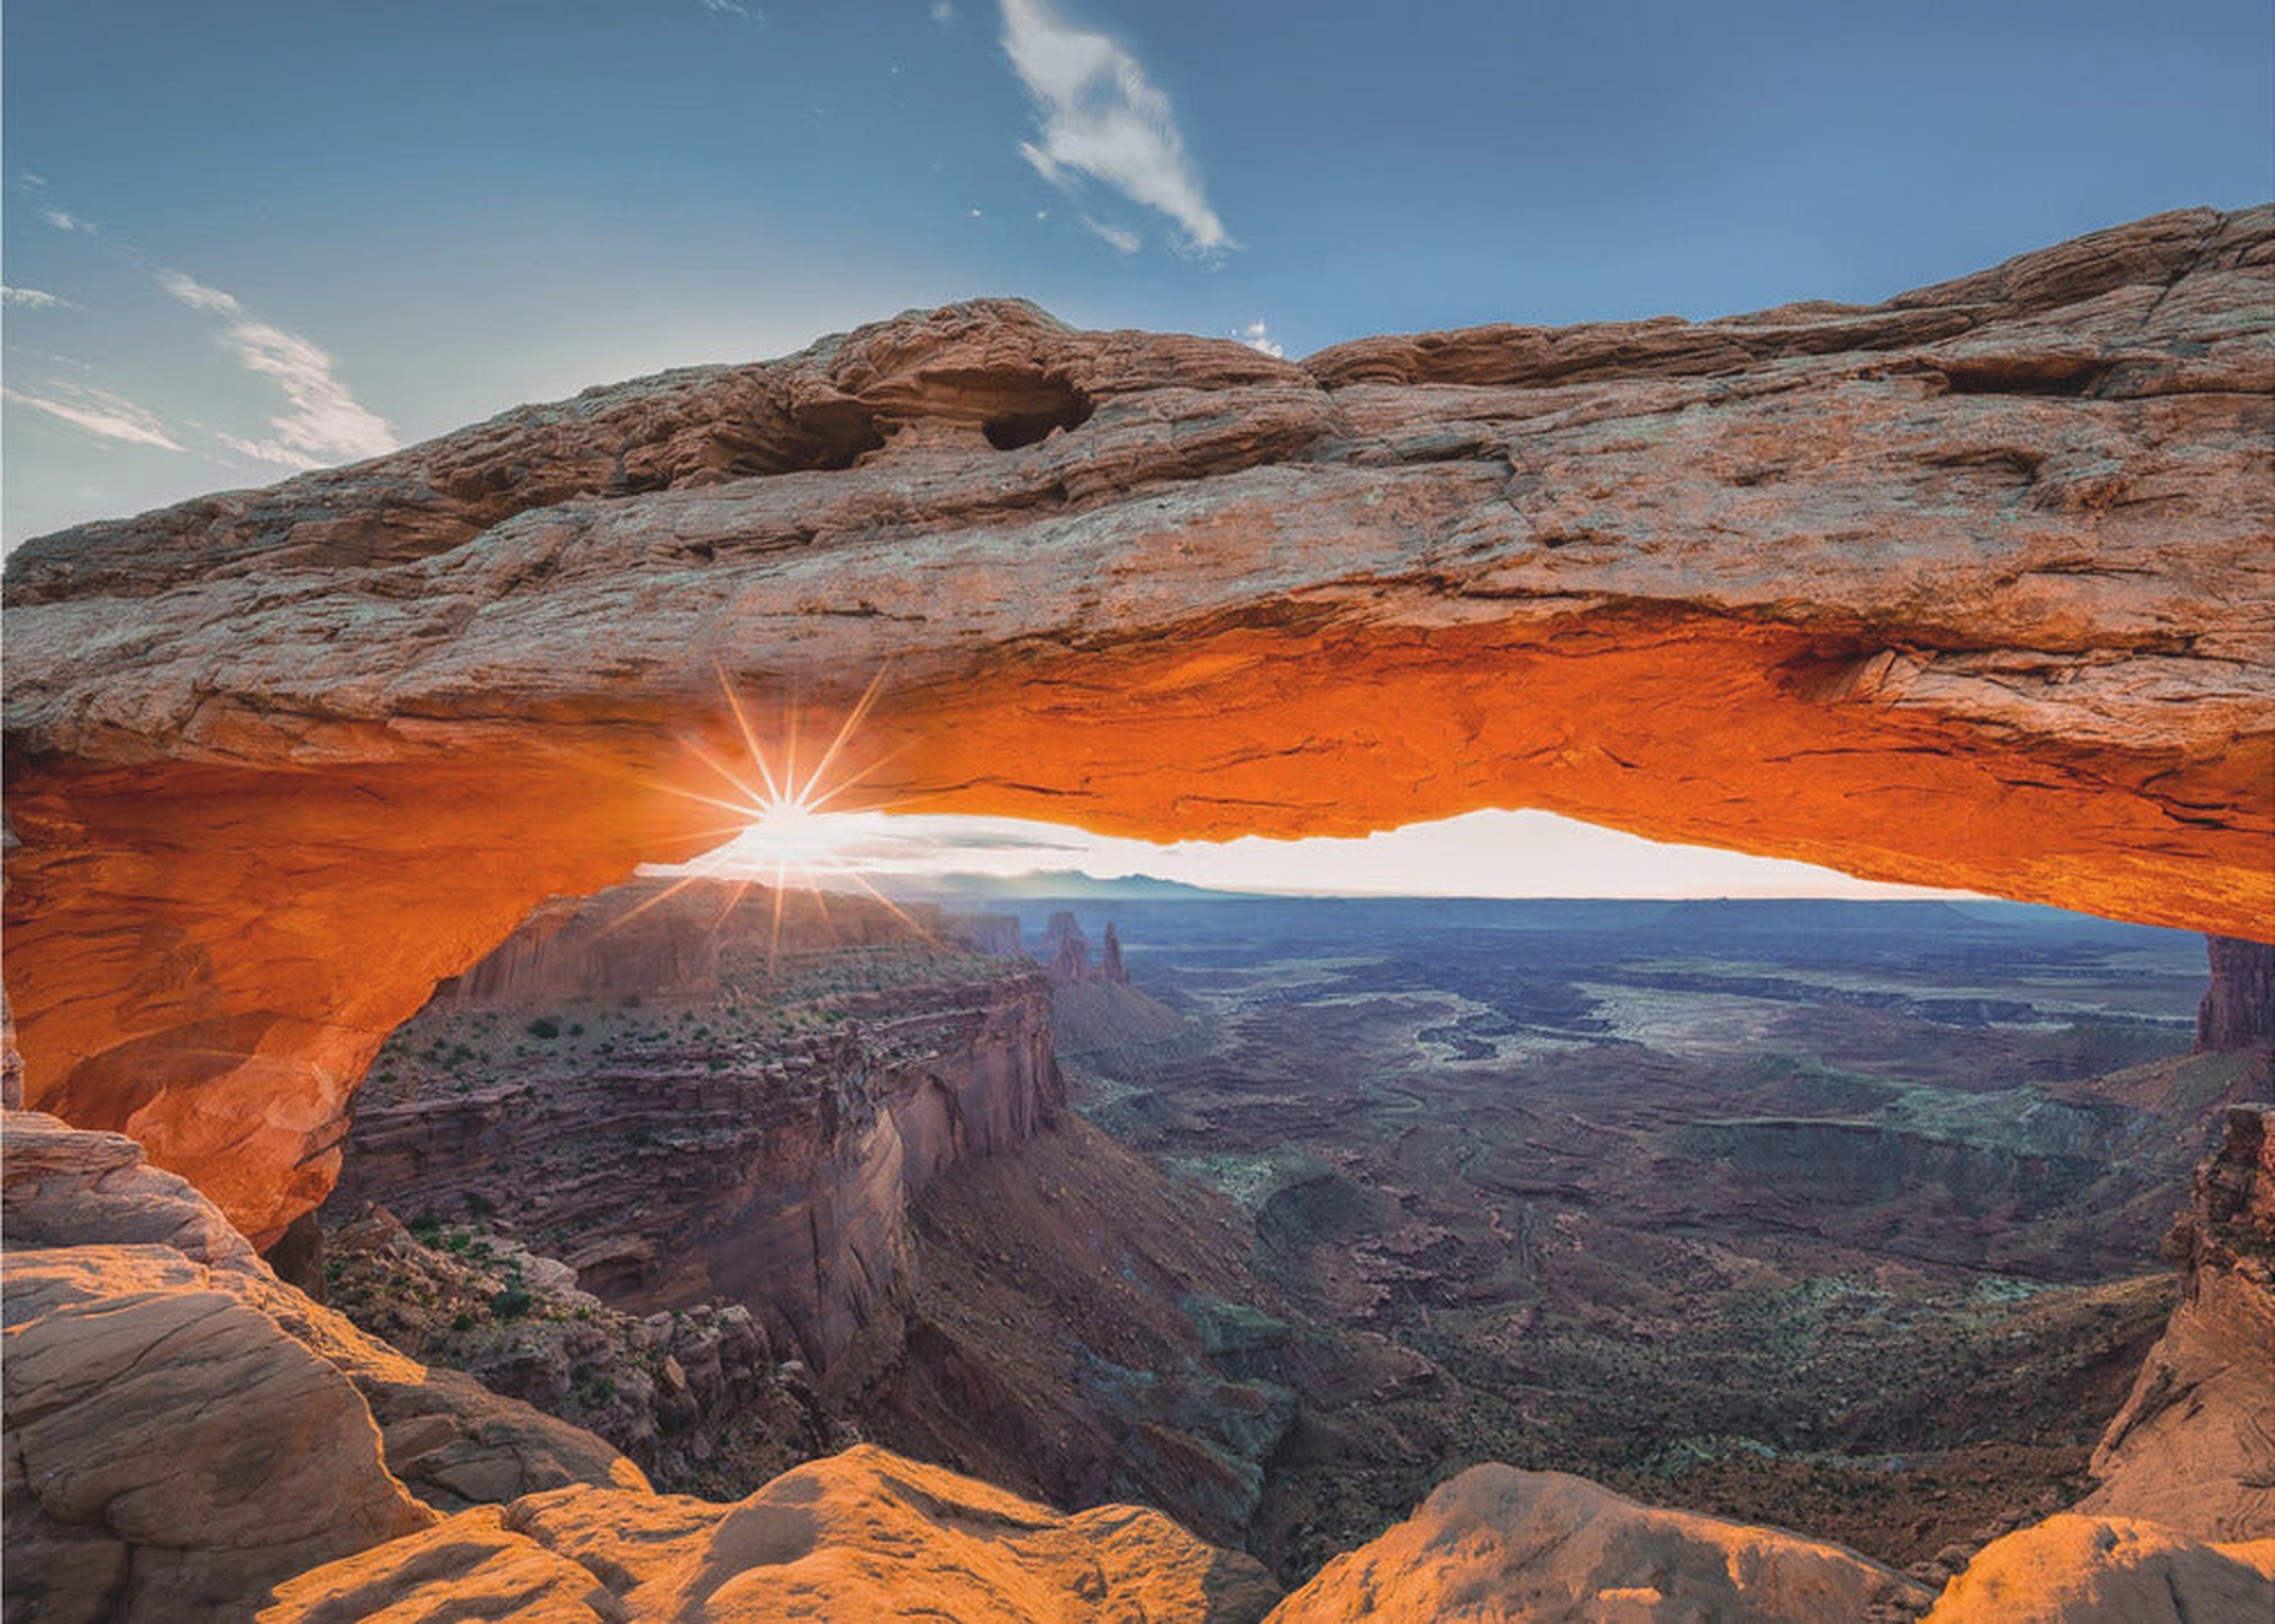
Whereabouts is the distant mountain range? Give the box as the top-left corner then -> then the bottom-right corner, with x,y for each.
871,870 -> 1257,903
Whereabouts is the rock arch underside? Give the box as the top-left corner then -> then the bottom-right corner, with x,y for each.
4,206 -> 2271,1246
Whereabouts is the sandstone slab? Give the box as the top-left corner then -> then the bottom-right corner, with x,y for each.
1921,1515 -> 2275,1623
264,1442 -> 1282,1623
1264,1463 -> 1930,1622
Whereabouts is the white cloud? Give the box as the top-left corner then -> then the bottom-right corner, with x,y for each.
155,267 -> 398,469
999,0 -> 1232,253
1079,214 -> 1141,254
2,286 -> 74,310
5,384 -> 185,452
41,207 -> 95,235
1233,319 -> 1283,358
155,270 -> 243,315
931,1 -> 957,23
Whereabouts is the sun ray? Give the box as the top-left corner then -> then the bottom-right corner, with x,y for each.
802,663 -> 893,805
590,872 -> 713,938
714,662 -> 786,807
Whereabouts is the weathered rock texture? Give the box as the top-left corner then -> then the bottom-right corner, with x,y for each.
1922,1515 -> 2275,1623
1267,1463 -> 1931,1622
262,1443 -> 1281,1623
0,1110 -> 646,1621
6,207 -> 2272,1239
2197,934 -> 2275,1054
319,1205 -> 844,1502
328,879 -> 1062,1369
2078,1103 -> 2275,1539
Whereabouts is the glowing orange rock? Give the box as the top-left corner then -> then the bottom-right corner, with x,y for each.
5,207 -> 2270,1239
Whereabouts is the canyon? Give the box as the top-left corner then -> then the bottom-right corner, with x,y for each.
2,207 -> 2272,1619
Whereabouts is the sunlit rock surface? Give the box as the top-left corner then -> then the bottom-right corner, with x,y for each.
5,206 -> 2271,1237
2077,1103 -> 2275,1539
328,879 -> 1062,1369
261,1443 -> 1282,1623
1921,1516 -> 2275,1623
0,1110 -> 648,1621
1265,1463 -> 1931,1622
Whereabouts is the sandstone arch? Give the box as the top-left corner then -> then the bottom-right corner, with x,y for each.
5,207 -> 2271,1242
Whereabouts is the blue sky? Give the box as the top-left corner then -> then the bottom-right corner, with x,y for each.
4,1 -> 2268,898
6,1 -> 2268,544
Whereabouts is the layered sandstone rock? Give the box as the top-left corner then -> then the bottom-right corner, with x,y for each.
0,1110 -> 652,1620
321,1206 -> 842,1501
328,879 -> 1063,1369
2197,936 -> 2275,1055
1266,1463 -> 1931,1622
2078,1104 -> 2275,1539
5,207 -> 2270,1240
263,1443 -> 1282,1623
1922,1515 -> 2275,1623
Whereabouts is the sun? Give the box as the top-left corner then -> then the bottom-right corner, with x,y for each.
603,667 -> 932,957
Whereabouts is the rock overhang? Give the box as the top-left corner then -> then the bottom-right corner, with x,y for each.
4,204 -> 2270,1239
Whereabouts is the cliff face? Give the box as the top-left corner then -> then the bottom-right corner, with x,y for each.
2197,936 -> 2275,1056
2078,1104 -> 2274,1539
4,207 -> 2270,1241
326,881 -> 1063,1371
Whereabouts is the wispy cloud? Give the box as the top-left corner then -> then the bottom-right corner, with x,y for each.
699,0 -> 764,17
4,384 -> 185,452
41,207 -> 97,235
931,1 -> 958,23
154,270 -> 242,314
1233,319 -> 1283,358
2,286 -> 75,310
1079,214 -> 1141,254
999,0 -> 1232,254
156,268 -> 398,469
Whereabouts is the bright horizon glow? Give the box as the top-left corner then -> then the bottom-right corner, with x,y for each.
659,806 -> 1978,901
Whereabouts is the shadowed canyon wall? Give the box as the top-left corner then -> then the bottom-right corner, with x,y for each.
4,207 -> 2271,1240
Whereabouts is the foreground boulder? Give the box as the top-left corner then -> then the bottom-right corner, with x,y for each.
7,207 -> 2271,1243
1266,1464 -> 1931,1622
1,1110 -> 646,1620
263,1443 -> 1283,1623
1922,1515 -> 2275,1623
3,1246 -> 434,1623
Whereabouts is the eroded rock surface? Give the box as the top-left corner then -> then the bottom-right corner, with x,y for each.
1922,1515 -> 2275,1623
5,207 -> 2270,1240
2078,1103 -> 2275,1539
1267,1463 -> 1931,1622
262,1443 -> 1282,1623
0,1110 -> 648,1621
327,880 -> 1062,1368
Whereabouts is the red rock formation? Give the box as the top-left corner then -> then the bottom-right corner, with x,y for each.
1043,910 -> 1093,984
262,1444 -> 1281,1623
2197,935 -> 2275,1055
4,207 -> 2271,1239
0,1110 -> 646,1621
1267,1464 -> 1930,1622
2078,1104 -> 2275,1539
1922,1515 -> 2275,1623
327,880 -> 1063,1369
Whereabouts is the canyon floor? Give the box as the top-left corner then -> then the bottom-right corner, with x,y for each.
313,884 -> 2260,1597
